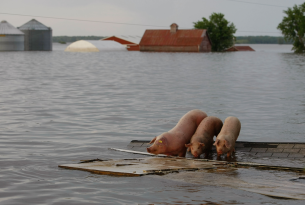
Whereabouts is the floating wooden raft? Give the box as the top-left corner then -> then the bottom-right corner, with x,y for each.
59,141 -> 305,200
59,157 -> 221,177
59,150 -> 304,176
59,156 -> 305,200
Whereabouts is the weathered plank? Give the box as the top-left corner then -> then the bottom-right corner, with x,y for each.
59,157 -> 220,177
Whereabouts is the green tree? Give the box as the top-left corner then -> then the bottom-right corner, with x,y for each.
194,13 -> 237,52
277,3 -> 305,53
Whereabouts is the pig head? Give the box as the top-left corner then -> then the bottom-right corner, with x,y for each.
147,135 -> 169,155
185,142 -> 205,158
213,137 -> 232,156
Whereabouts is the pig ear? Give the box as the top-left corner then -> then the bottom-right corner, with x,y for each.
213,139 -> 219,146
199,143 -> 205,147
225,140 -> 231,149
185,143 -> 192,148
149,136 -> 157,144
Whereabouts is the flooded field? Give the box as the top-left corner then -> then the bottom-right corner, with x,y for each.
0,44 -> 304,204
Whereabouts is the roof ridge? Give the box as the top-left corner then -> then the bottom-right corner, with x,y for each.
18,19 -> 51,30
0,20 -> 24,35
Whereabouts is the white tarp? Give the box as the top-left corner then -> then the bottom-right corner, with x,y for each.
65,40 -> 127,52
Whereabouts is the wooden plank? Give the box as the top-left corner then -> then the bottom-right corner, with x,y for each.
109,148 -> 167,157
241,188 -> 305,200
59,157 -> 220,177
59,150 -> 305,199
59,164 -> 143,177
162,164 -> 305,200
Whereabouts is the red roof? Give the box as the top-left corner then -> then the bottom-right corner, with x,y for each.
126,44 -> 140,51
226,46 -> 255,51
139,29 -> 210,46
235,46 -> 255,51
102,36 -> 138,45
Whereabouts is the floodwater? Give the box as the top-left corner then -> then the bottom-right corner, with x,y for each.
0,44 -> 304,204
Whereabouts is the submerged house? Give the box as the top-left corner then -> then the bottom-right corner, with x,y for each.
139,23 -> 212,52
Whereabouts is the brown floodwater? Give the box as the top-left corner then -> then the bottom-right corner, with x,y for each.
0,44 -> 304,204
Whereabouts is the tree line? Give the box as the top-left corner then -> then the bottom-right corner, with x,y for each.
235,36 -> 292,44
53,35 -> 292,45
53,36 -> 105,43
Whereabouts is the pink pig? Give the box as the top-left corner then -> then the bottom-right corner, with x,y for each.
147,109 -> 208,157
213,116 -> 241,157
185,116 -> 223,158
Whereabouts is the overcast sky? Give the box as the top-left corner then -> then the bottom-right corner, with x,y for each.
1,0 -> 304,36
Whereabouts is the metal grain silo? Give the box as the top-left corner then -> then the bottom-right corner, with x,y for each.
0,20 -> 24,51
18,19 -> 52,51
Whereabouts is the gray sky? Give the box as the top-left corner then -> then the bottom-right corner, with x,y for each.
1,0 -> 304,36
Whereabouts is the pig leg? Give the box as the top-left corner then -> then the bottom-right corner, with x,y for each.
178,153 -> 186,157
204,151 -> 210,158
149,136 -> 157,144
227,150 -> 233,158
178,150 -> 187,157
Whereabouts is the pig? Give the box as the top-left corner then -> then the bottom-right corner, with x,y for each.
147,109 -> 208,157
213,116 -> 241,157
185,116 -> 223,158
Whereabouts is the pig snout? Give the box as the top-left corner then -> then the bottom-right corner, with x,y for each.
216,148 -> 223,155
147,147 -> 154,153
192,151 -> 199,158
147,146 -> 158,154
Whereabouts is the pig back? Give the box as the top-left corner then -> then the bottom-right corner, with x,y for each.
170,110 -> 207,134
194,116 -> 223,137
219,116 -> 241,140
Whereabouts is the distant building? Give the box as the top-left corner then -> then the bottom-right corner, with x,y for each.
65,40 -> 127,52
139,23 -> 212,52
225,46 -> 255,52
18,19 -> 52,51
0,20 -> 24,51
102,35 -> 141,51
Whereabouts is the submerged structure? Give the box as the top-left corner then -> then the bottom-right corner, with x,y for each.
139,23 -> 212,52
65,40 -> 127,52
18,19 -> 52,51
102,35 -> 142,51
225,46 -> 255,52
0,20 -> 24,51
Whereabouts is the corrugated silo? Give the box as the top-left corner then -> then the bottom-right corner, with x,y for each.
0,20 -> 24,51
18,19 -> 52,51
